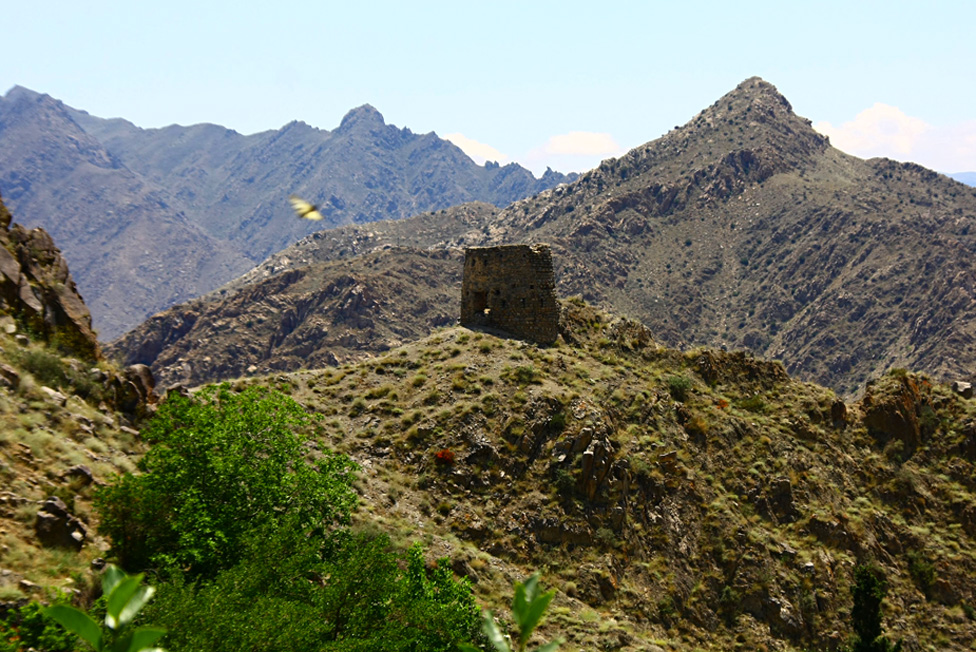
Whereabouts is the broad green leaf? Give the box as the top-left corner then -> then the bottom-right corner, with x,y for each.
111,630 -> 133,652
521,573 -> 541,603
45,605 -> 103,651
110,626 -> 166,652
102,565 -> 126,597
517,588 -> 555,647
458,645 -> 481,652
481,611 -> 510,652
106,576 -> 143,629
117,586 -> 156,629
535,639 -> 564,652
128,627 -> 166,652
513,583 -> 527,629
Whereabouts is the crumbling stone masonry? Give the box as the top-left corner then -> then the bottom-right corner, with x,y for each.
460,244 -> 559,345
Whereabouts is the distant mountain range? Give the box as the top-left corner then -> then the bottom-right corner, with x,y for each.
112,78 -> 976,396
951,172 -> 976,186
0,86 -> 575,338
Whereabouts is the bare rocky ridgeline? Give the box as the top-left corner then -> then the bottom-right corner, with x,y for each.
114,77 -> 976,398
0,86 -> 574,338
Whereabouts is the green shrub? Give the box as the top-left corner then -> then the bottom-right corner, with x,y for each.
666,375 -> 692,402
850,564 -> 902,652
95,384 -> 358,576
147,529 -> 479,652
12,349 -> 102,402
907,551 -> 936,597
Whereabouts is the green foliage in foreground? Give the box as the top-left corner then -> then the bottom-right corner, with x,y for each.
461,573 -> 562,652
95,385 -> 359,576
93,385 -> 481,651
44,565 -> 165,652
143,526 -> 480,652
1,601 -> 76,652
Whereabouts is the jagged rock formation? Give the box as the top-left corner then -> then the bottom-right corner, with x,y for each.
0,86 -> 575,337
0,88 -> 252,339
0,191 -> 98,360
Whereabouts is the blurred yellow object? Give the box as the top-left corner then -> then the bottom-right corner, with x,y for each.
288,195 -> 324,221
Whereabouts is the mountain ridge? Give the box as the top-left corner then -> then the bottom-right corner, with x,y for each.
0,86 -> 576,338
111,78 -> 976,397
3,188 -> 976,651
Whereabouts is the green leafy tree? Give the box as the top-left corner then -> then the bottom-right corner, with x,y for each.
44,565 -> 165,652
850,564 -> 902,652
144,526 -> 480,652
461,573 -> 563,652
95,385 -> 358,575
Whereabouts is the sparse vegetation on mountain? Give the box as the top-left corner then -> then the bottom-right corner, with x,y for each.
5,81 -> 976,652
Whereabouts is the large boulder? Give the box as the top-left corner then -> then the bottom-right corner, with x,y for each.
860,373 -> 929,458
34,496 -> 87,550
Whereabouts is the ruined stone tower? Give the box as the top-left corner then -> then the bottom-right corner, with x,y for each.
460,244 -> 559,345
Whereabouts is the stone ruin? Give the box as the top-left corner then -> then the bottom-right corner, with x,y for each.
460,244 -> 559,345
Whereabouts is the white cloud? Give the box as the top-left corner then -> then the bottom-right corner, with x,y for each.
534,131 -> 622,157
443,133 -> 509,165
815,104 -> 976,173
522,131 -> 625,176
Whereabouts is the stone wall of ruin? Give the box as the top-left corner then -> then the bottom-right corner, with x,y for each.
460,244 -> 559,345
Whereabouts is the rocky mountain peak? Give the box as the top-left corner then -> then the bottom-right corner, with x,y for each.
3,85 -> 45,104
337,103 -> 386,132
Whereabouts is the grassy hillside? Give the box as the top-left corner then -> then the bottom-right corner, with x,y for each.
8,299 -> 976,650
0,330 -> 147,602
222,301 -> 975,651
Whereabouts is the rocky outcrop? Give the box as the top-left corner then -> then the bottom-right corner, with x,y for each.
0,192 -> 98,360
860,373 -> 930,457
34,496 -> 87,550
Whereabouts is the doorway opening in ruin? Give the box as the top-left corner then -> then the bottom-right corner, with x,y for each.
472,291 -> 487,314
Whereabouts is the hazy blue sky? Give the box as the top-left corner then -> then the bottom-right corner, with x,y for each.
4,0 -> 974,176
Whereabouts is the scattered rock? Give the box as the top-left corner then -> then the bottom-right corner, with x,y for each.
861,374 -> 927,457
18,578 -> 39,593
930,578 -> 959,606
767,477 -> 798,523
951,380 -> 973,399
62,465 -> 94,486
39,386 -> 68,406
831,399 -> 848,427
0,363 -> 19,389
34,496 -> 87,550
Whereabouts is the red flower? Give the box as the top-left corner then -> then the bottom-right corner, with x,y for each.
435,449 -> 455,465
